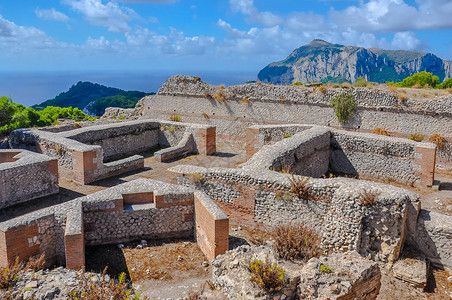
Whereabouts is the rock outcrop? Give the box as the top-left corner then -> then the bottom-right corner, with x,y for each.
258,40 -> 452,84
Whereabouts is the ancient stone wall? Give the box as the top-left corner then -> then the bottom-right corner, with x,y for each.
0,150 -> 58,208
243,124 -> 436,186
140,75 -> 452,165
168,165 -> 420,263
0,179 -> 229,270
242,126 -> 330,178
9,120 -> 216,184
330,130 -> 436,186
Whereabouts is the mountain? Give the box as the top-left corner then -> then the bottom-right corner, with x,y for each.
33,81 -> 152,116
258,40 -> 452,84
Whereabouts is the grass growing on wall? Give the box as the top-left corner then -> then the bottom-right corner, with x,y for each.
330,93 -> 357,125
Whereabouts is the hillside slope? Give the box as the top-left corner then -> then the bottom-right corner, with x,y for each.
34,81 -> 152,116
258,40 -> 452,84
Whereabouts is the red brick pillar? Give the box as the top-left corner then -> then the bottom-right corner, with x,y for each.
415,145 -> 436,186
195,127 -> 216,155
246,127 -> 260,160
72,150 -> 98,184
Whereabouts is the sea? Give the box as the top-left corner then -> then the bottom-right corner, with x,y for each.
0,70 -> 257,107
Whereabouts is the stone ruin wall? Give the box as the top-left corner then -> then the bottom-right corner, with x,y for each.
167,165 -> 419,264
136,75 -> 452,166
244,124 -> 436,187
0,179 -> 229,269
8,120 -> 216,184
166,123 -> 450,269
0,150 -> 59,209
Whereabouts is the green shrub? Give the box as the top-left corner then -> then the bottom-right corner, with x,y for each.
394,71 -> 439,88
272,224 -> 321,261
249,258 -> 285,293
118,116 -> 125,120
352,76 -> 369,87
330,93 -> 357,124
438,78 -> 452,89
169,115 -> 181,122
0,97 -> 93,137
291,81 -> 303,86
320,264 -> 332,273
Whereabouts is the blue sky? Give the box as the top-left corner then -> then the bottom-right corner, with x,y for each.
1,0 -> 452,73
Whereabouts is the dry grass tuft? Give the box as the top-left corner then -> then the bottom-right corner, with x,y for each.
279,96 -> 286,101
372,127 -> 390,136
317,85 -> 328,93
360,189 -> 381,206
388,85 -> 398,93
272,224 -> 321,261
288,174 -> 318,201
212,92 -> 226,102
202,112 -> 209,119
241,97 -> 250,103
341,82 -> 351,89
398,94 -> 408,102
428,133 -> 447,150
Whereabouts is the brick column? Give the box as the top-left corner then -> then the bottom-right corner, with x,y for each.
194,193 -> 229,260
195,127 -> 216,155
246,127 -> 260,160
65,232 -> 85,270
72,150 -> 99,184
415,144 -> 436,186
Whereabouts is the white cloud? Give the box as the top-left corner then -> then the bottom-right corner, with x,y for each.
35,8 -> 70,22
0,15 -> 59,49
329,0 -> 452,33
229,0 -> 283,27
391,31 -> 421,50
65,0 -> 138,32
125,27 -> 215,55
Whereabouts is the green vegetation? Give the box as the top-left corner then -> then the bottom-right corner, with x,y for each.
409,132 -> 425,142
89,92 -> 147,116
1,97 -> 94,137
34,81 -> 151,116
249,258 -> 285,293
319,264 -> 332,273
290,81 -> 303,86
282,133 -> 292,139
393,71 -> 439,88
330,93 -> 357,124
352,76 -> 370,87
438,78 -> 452,89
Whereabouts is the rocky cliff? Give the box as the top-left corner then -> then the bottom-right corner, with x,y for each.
258,40 -> 452,84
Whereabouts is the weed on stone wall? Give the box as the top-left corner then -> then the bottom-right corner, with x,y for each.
169,115 -> 181,122
319,264 -> 332,273
69,267 -> 144,300
272,224 -> 321,261
429,133 -> 447,150
203,90 -> 211,98
360,189 -> 381,206
241,97 -> 250,103
372,127 -> 390,136
186,173 -> 205,186
329,93 -> 357,125
288,174 -> 318,201
409,132 -> 425,142
212,91 -> 226,102
249,258 -> 285,293
0,253 -> 45,293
